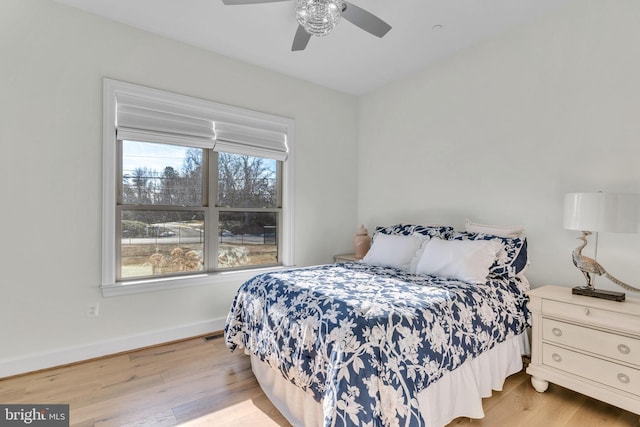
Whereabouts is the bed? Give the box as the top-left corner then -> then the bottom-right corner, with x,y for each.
225,224 -> 530,427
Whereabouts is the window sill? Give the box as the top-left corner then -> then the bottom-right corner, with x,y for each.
101,266 -> 289,297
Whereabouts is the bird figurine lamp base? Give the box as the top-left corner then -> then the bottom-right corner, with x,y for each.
572,286 -> 625,302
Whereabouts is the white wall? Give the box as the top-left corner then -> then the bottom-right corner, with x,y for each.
0,0 -> 358,375
357,0 -> 640,293
4,0 -> 640,378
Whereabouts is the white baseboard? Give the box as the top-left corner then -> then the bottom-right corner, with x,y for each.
0,318 -> 227,379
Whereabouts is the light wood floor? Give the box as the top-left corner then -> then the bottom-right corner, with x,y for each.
0,335 -> 637,426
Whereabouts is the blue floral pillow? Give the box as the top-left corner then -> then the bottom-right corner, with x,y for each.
449,231 -> 528,278
374,224 -> 453,240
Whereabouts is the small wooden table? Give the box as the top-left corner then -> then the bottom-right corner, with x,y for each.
333,253 -> 360,263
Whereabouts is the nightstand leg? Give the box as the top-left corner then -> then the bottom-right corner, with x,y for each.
531,376 -> 549,393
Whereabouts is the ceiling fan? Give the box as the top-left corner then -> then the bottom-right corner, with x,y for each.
221,0 -> 392,51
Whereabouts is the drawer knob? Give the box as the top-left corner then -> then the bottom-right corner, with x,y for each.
618,344 -> 631,355
552,327 -> 563,337
552,353 -> 563,363
617,373 -> 630,384
584,307 -> 590,315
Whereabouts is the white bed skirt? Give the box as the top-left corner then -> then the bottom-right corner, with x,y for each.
250,331 -> 530,427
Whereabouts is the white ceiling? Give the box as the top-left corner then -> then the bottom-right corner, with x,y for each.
53,0 -> 567,96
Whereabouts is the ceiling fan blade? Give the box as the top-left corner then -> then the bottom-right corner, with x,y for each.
222,0 -> 290,5
291,25 -> 311,51
341,1 -> 391,38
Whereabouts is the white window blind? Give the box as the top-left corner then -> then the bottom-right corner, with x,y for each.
116,93 -> 215,149
115,92 -> 289,160
214,121 -> 288,161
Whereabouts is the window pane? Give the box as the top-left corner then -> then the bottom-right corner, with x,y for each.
218,211 -> 277,269
120,210 -> 204,279
217,152 -> 277,208
122,140 -> 203,206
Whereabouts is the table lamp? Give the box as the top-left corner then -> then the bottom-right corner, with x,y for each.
563,192 -> 640,301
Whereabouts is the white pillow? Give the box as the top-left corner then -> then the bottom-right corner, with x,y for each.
464,218 -> 525,238
415,237 -> 502,284
363,234 -> 425,271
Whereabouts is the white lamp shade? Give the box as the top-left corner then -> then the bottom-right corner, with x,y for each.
563,192 -> 640,233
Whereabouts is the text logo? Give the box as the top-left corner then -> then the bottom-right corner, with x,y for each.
1,405 -> 69,426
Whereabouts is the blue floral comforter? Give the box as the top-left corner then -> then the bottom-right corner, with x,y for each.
225,262 -> 530,427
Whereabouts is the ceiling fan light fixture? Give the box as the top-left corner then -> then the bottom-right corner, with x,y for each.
295,0 -> 343,37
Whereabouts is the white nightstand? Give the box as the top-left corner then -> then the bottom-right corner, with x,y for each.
333,253 -> 360,263
526,285 -> 640,417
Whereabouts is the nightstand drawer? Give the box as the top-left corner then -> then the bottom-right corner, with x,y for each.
542,299 -> 640,334
543,318 -> 640,367
542,343 -> 640,396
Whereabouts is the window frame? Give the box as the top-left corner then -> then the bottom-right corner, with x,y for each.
102,79 -> 295,296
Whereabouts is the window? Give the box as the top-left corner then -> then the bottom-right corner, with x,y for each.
103,79 -> 294,295
215,152 -> 280,270
118,141 -> 207,281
